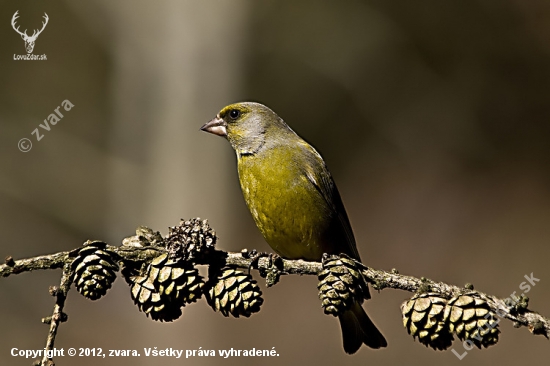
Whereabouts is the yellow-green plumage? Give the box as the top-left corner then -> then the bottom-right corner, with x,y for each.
201,102 -> 386,354
238,142 -> 346,260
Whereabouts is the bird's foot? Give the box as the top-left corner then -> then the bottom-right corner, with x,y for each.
241,249 -> 267,272
242,249 -> 284,287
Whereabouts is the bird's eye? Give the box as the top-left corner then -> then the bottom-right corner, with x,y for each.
229,109 -> 241,120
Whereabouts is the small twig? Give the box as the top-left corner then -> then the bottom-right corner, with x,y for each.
0,246 -> 163,278
38,263 -> 72,366
2,252 -> 68,277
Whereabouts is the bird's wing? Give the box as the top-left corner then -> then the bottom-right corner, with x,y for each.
299,142 -> 361,260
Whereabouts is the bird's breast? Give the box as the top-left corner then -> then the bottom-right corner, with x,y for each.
237,151 -> 332,260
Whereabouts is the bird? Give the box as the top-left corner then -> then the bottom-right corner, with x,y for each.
201,102 -> 386,354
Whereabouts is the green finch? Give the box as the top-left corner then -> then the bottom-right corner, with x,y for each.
201,102 -> 386,354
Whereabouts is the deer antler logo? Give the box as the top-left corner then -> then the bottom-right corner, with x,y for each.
11,10 -> 49,54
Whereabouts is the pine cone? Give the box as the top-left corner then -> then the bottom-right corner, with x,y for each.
121,260 -> 145,286
131,274 -> 182,322
166,218 -> 217,260
206,268 -> 263,318
129,253 -> 204,322
71,241 -> 119,300
445,293 -> 500,348
401,293 -> 454,350
317,254 -> 366,316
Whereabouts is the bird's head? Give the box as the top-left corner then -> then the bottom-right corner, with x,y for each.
201,102 -> 292,156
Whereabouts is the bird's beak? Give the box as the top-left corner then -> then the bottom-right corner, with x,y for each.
200,116 -> 227,137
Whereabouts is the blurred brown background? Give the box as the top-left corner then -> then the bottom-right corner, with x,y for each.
1,0 -> 549,365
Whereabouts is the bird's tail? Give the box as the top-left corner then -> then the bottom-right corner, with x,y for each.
338,301 -> 387,354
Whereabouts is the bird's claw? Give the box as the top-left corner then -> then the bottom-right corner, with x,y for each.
263,253 -> 284,287
243,250 -> 283,287
245,249 -> 268,273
